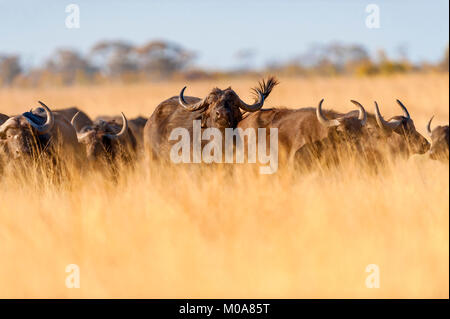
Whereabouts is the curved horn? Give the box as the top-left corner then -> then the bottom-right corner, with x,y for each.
396,99 -> 411,119
71,112 -> 92,141
25,101 -> 55,135
105,112 -> 128,140
316,99 -> 340,127
179,87 -> 206,112
238,90 -> 265,112
71,112 -> 81,129
374,101 -> 401,131
427,115 -> 434,137
350,100 -> 367,126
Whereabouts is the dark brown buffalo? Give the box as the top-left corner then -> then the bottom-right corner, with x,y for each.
71,112 -> 137,163
144,77 -> 278,161
426,116 -> 449,161
0,102 -> 80,159
238,99 -> 368,165
95,115 -> 147,146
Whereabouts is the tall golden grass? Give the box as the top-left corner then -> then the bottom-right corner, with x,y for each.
0,73 -> 448,298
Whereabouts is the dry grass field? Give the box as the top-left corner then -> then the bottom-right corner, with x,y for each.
0,73 -> 448,298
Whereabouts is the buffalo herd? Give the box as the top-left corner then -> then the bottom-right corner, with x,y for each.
0,76 -> 448,175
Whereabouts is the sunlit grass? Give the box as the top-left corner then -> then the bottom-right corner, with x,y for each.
0,73 -> 448,298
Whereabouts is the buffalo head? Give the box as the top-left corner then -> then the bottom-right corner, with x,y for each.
0,101 -> 54,159
374,100 -> 430,155
316,99 -> 367,141
72,112 -> 135,162
178,76 -> 279,129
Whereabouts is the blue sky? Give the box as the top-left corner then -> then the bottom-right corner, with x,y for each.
0,0 -> 448,70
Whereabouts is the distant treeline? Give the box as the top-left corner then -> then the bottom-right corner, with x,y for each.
0,40 -> 448,87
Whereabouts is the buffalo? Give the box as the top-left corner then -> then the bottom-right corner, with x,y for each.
292,99 -> 430,168
237,99 -> 369,166
71,112 -> 137,164
372,100 -> 430,156
144,77 -> 279,161
0,101 -> 80,160
340,99 -> 430,159
426,116 -> 449,161
95,115 -> 147,147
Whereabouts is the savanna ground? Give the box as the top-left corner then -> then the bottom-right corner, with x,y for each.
0,73 -> 448,298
